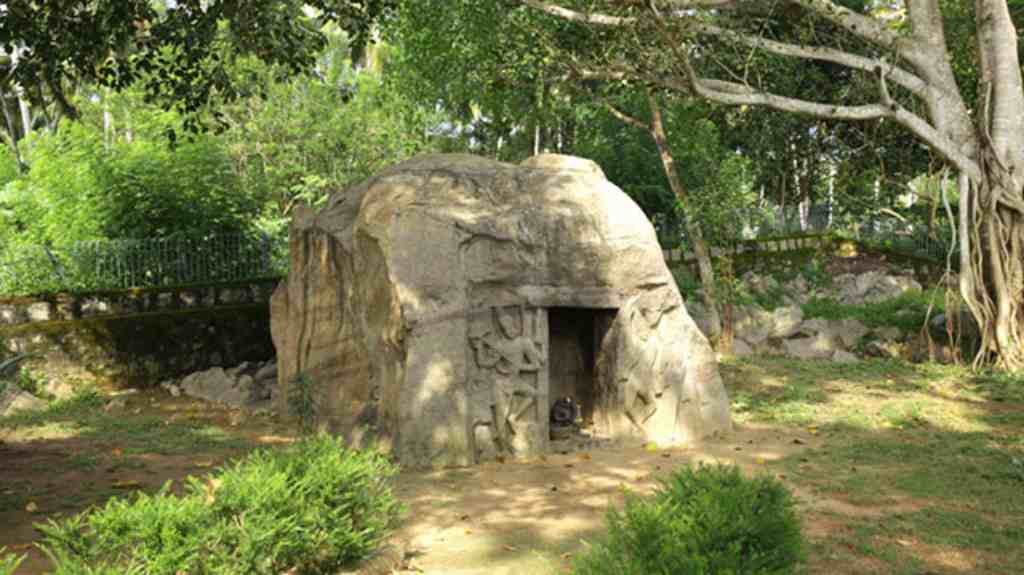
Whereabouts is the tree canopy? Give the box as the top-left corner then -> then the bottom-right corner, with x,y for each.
0,0 -> 392,132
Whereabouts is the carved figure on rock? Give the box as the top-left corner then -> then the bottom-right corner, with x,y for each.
471,306 -> 545,455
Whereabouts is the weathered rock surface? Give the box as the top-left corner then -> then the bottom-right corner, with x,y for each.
174,360 -> 277,408
270,154 -> 731,468
832,350 -> 860,363
783,334 -> 839,360
687,263 -> 942,362
832,271 -> 921,304
0,385 -> 46,416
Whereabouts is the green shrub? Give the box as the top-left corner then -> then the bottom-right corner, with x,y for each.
0,548 -> 25,575
802,288 -> 945,332
672,266 -> 702,302
0,122 -> 259,248
287,373 -> 321,435
36,435 -> 402,574
573,464 -> 803,575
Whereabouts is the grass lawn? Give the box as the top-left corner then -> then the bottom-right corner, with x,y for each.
724,357 -> 1024,575
2,357 -> 1023,574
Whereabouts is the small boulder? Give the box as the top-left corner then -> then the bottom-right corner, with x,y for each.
770,306 -> 804,338
254,361 -> 277,383
836,319 -> 870,348
832,349 -> 860,363
874,326 -> 904,342
863,275 -> 922,303
783,334 -> 839,360
180,367 -> 265,407
864,340 -> 905,360
1,386 -> 46,416
796,318 -> 830,337
729,338 -> 754,358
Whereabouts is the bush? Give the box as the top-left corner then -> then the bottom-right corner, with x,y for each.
0,548 -> 25,575
0,122 -> 260,248
573,464 -> 803,575
36,436 -> 402,574
801,289 -> 945,332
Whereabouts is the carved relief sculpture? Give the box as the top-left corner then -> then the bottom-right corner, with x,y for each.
470,306 -> 546,457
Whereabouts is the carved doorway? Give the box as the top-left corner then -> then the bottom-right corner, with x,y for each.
547,308 -> 615,429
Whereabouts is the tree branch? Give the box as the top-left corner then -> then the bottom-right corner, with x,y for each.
599,98 -> 650,131
521,0 -> 633,26
788,0 -> 903,50
691,21 -> 930,99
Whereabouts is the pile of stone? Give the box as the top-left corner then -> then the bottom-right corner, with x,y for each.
687,268 -> 929,362
736,269 -> 923,307
0,383 -> 47,417
162,360 -> 277,409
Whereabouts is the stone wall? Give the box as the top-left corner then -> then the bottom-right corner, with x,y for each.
0,279 -> 279,325
0,280 -> 278,388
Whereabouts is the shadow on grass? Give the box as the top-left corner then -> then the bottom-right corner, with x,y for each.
721,356 -> 1024,575
0,391 -> 253,455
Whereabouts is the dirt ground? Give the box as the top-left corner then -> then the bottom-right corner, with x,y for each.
4,355 -> 1021,574
1,397 -> 815,575
390,424 -> 816,575
0,390 -> 297,574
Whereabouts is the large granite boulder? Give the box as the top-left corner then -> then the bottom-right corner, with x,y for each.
270,154 -> 731,468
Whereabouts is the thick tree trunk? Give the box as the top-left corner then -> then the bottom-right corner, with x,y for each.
10,46 -> 32,147
961,0 -> 1024,370
645,92 -> 724,345
961,168 -> 1024,371
0,86 -> 24,169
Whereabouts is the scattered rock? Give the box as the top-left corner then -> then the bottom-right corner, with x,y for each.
836,319 -> 870,348
863,340 -> 905,360
770,306 -> 804,339
796,318 -> 830,337
832,350 -> 860,363
180,367 -> 261,408
103,398 -> 127,412
729,338 -> 754,358
783,334 -> 839,360
171,359 -> 278,408
0,385 -> 47,416
874,326 -> 904,342
253,361 -> 277,384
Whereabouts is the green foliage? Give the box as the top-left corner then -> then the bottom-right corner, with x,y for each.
0,123 -> 107,246
36,435 -> 401,574
575,95 -> 760,249
0,549 -> 25,575
802,289 -> 945,332
96,136 -> 259,238
222,49 -> 445,231
0,145 -> 20,188
1,123 -> 257,245
573,464 -> 803,575
672,266 -> 702,302
287,373 -> 321,435
0,1 -> 391,135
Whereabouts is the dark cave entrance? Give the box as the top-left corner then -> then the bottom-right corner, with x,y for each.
547,307 -> 616,432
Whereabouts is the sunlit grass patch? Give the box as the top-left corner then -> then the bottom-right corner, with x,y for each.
723,357 -> 1000,433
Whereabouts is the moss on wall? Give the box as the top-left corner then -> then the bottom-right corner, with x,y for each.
0,304 -> 274,388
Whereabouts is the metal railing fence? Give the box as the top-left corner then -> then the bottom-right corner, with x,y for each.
0,232 -> 288,296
